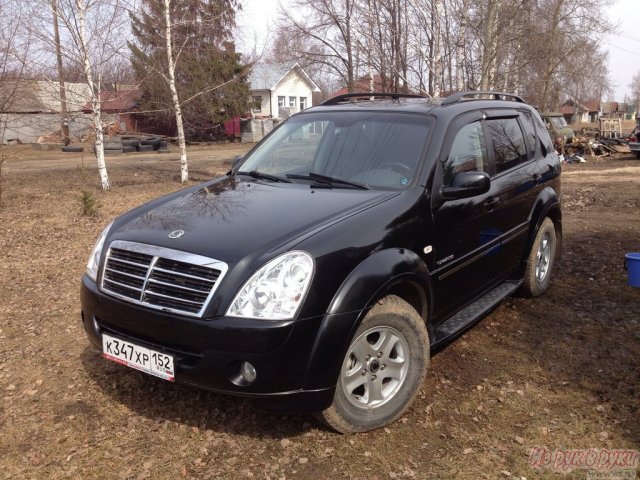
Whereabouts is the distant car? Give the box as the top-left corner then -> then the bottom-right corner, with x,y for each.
81,90 -> 562,433
540,112 -> 574,145
629,118 -> 640,159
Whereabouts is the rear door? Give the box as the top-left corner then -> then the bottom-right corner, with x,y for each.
482,111 -> 541,272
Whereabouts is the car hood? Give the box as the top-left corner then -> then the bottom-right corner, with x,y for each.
110,176 -> 399,263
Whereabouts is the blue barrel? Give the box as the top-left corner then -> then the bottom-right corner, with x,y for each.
625,253 -> 640,287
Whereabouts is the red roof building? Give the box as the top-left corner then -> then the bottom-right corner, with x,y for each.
82,89 -> 141,132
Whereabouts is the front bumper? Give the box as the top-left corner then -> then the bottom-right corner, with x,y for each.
80,275 -> 351,414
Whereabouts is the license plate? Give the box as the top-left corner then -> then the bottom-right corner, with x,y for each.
102,333 -> 174,382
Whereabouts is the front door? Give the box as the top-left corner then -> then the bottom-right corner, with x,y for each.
430,115 -> 504,320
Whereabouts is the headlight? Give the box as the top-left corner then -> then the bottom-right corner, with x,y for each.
85,222 -> 113,282
226,251 -> 314,320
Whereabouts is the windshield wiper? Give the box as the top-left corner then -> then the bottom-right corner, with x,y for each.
237,170 -> 291,183
286,172 -> 369,190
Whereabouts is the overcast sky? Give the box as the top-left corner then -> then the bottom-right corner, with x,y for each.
237,0 -> 639,101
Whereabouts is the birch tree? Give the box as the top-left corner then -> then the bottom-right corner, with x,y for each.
76,0 -> 108,189
162,0 -> 188,183
29,0 -> 129,190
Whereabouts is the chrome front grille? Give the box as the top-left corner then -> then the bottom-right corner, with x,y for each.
100,240 -> 228,318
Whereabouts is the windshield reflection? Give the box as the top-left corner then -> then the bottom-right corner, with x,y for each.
238,112 -> 431,190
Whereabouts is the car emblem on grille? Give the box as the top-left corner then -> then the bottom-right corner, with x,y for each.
168,230 -> 185,239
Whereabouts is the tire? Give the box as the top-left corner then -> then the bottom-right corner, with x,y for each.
123,145 -> 136,153
103,142 -> 122,150
138,144 -> 154,152
122,139 -> 140,147
316,295 -> 429,433
521,217 -> 557,297
141,137 -> 161,147
61,146 -> 83,153
635,151 -> 640,160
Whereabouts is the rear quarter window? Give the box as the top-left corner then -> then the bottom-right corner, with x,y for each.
532,112 -> 555,154
520,111 -> 537,157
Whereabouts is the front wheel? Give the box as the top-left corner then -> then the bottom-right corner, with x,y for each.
521,217 -> 557,297
316,295 -> 429,433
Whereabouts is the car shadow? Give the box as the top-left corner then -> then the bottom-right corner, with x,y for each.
80,346 -> 321,438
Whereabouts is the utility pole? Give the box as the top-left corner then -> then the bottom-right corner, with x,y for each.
51,0 -> 70,145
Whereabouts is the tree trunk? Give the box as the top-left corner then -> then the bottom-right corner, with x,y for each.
163,0 -> 188,183
455,2 -> 466,92
480,0 -> 499,91
77,0 -> 109,190
51,0 -> 69,145
432,0 -> 442,98
540,0 -> 564,111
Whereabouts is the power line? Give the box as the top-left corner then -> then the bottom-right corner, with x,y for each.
619,31 -> 640,44
606,43 -> 640,57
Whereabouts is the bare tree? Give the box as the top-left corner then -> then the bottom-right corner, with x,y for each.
0,1 -> 33,206
270,0 -> 613,109
277,0 -> 357,92
630,72 -> 640,114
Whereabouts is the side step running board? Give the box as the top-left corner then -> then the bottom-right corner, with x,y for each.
433,280 -> 521,346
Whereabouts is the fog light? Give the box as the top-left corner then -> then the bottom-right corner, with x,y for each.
240,361 -> 257,383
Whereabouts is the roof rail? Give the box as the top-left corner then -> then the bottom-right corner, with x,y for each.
321,92 -> 426,106
441,90 -> 525,106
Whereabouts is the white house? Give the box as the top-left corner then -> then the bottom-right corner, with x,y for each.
248,63 -> 321,119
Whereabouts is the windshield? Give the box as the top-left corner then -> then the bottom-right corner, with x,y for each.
237,112 -> 431,189
549,116 -> 568,129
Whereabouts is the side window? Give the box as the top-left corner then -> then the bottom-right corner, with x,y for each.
486,118 -> 528,174
520,111 -> 536,157
443,121 -> 489,185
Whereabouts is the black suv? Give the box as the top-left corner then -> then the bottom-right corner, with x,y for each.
81,91 -> 561,433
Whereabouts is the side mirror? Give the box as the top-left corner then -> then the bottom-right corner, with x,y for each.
441,171 -> 491,200
232,155 -> 244,168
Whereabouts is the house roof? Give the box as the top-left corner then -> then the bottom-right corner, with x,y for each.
330,74 -> 387,98
248,62 -> 320,93
81,89 -> 141,113
561,99 -> 600,114
0,80 -> 92,113
601,102 -> 617,114
559,104 -> 585,115
582,100 -> 600,112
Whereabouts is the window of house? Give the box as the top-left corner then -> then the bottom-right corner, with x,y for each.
299,97 -> 307,110
278,96 -> 286,107
486,118 -> 528,174
252,96 -> 262,114
442,121 -> 488,186
289,96 -> 297,108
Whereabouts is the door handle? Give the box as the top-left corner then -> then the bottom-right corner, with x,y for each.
484,197 -> 500,211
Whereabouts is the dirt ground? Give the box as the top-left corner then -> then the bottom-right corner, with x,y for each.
0,144 -> 639,479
